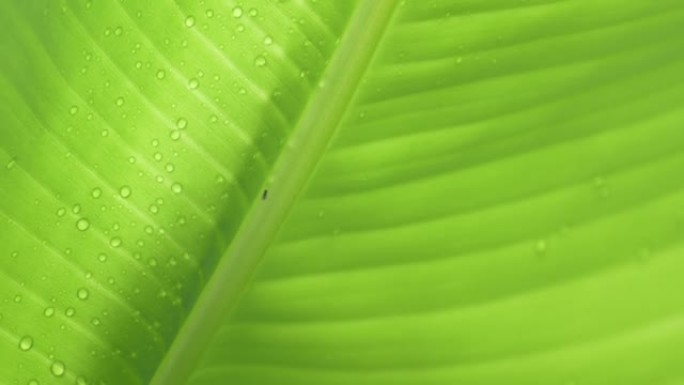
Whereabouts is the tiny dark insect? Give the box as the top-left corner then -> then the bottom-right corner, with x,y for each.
262,189 -> 268,200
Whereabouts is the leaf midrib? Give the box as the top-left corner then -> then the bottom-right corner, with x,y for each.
149,2 -> 399,384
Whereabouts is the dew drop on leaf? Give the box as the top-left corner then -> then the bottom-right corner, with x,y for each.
185,15 -> 196,27
76,218 -> 90,231
91,317 -> 101,327
56,208 -> 66,217
171,183 -> 183,194
69,105 -> 79,115
232,6 -> 243,18
115,96 -> 125,107
14,294 -> 22,303
110,237 -> 122,248
149,204 -> 159,214
188,78 -> 199,89
165,163 -> 175,173
44,307 -> 55,317
98,253 -> 107,262
72,204 -> 81,214
156,69 -> 166,79
248,8 -> 258,17
18,336 -> 33,351
120,186 -> 132,198
176,118 -> 188,129
77,288 -> 90,300
154,152 -> 163,161
65,307 -> 76,317
27,380 -> 39,385
254,55 -> 267,67
50,360 -> 66,377
263,36 -> 273,46
206,9 -> 214,18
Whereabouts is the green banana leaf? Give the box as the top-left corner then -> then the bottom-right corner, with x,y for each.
2,0 -> 684,384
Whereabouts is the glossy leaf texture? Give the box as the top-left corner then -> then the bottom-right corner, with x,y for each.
1,0 -> 684,385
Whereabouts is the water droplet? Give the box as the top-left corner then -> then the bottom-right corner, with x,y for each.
76,376 -> 88,385
188,78 -> 199,89
156,69 -> 166,79
76,218 -> 90,231
110,237 -> 122,248
232,6 -> 243,18
69,105 -> 79,115
263,36 -> 273,46
114,26 -> 123,36
115,97 -> 125,107
65,307 -> 75,317
91,317 -> 101,327
148,257 -> 158,267
72,204 -> 81,214
206,9 -> 214,18
14,294 -> 22,303
77,288 -> 89,300
50,360 -> 66,377
27,379 -> 39,385
44,307 -> 55,317
120,186 -> 132,198
248,8 -> 258,17
254,55 -> 267,67
165,163 -> 175,172
98,253 -> 107,262
170,130 -> 181,141
171,183 -> 183,194
176,118 -> 187,129
154,152 -> 163,161
19,336 -> 33,351
149,205 -> 159,214
185,15 -> 196,27
90,188 -> 103,200
56,207 -> 66,217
